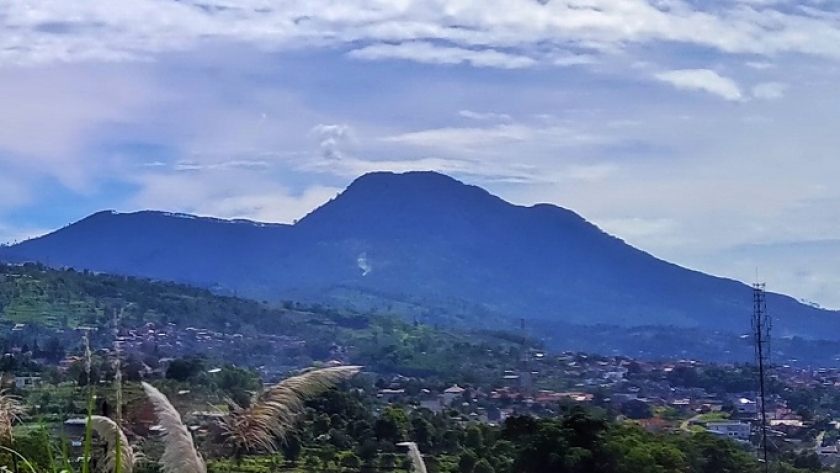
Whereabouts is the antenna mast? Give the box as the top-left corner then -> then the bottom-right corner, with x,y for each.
752,282 -> 771,472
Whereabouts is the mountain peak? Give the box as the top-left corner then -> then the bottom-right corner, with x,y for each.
348,170 -> 466,187
342,170 -> 496,203
296,170 -> 511,236
2,170 -> 836,353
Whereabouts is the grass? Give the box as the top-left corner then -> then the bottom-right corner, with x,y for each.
4,363 -> 365,473
695,412 -> 730,422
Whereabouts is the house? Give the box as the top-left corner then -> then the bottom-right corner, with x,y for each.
377,388 -> 406,400
13,376 -> 41,389
419,399 -> 444,414
736,398 -> 758,415
442,385 -> 466,406
706,421 -> 751,440
770,419 -> 804,436
670,399 -> 692,413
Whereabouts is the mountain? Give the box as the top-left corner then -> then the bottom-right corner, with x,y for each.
2,171 -> 839,347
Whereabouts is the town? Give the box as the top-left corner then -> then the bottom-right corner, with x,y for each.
4,318 -> 840,470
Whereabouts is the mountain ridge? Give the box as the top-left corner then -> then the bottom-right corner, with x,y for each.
1,170 -> 837,345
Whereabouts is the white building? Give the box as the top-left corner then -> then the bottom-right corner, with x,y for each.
707,421 -> 751,440
737,398 -> 758,415
14,376 -> 41,389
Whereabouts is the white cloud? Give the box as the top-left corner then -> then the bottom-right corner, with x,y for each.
655,69 -> 744,101
5,0 -> 840,69
347,42 -> 537,69
381,124 -> 534,147
0,174 -> 32,212
0,223 -> 51,246
380,123 -> 604,152
128,168 -> 342,224
752,81 -> 787,99
0,64 -> 163,190
597,217 -> 680,242
174,159 -> 271,171
310,124 -> 355,161
458,110 -> 512,121
746,61 -> 774,69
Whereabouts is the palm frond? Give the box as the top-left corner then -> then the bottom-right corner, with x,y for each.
73,415 -> 135,473
219,365 -> 361,453
397,442 -> 428,473
141,382 -> 206,473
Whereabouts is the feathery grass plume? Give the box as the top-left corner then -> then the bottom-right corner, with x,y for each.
396,442 -> 428,473
219,365 -> 361,454
112,309 -> 125,473
68,415 -> 135,473
83,329 -> 93,386
113,309 -> 124,426
141,382 -> 206,473
0,389 -> 24,446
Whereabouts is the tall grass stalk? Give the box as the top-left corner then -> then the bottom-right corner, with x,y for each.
82,330 -> 94,473
38,421 -> 58,473
84,416 -> 134,473
0,446 -> 38,473
113,309 -> 124,473
61,435 -> 74,473
142,382 -> 206,473
0,390 -> 23,446
396,442 -> 428,473
219,365 -> 361,455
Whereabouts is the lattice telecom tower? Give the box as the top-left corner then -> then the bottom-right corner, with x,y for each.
752,282 -> 771,472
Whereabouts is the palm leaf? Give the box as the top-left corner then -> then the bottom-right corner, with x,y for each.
219,365 -> 361,453
141,382 -> 206,473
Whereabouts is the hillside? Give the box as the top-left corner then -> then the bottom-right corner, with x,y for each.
0,262 -> 531,378
2,171 -> 839,345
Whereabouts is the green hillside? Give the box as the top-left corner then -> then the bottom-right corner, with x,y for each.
0,262 -> 530,380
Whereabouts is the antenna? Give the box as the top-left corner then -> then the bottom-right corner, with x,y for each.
752,282 -> 771,472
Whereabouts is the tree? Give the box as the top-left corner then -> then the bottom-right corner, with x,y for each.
215,365 -> 260,399
281,432 -> 302,465
318,445 -> 338,470
464,425 -> 485,453
339,452 -> 361,470
303,455 -> 320,472
375,406 -> 409,443
473,459 -> 495,473
355,439 -> 380,466
620,400 -> 653,420
458,450 -> 478,473
165,357 -> 204,382
411,417 -> 436,452
380,452 -> 397,470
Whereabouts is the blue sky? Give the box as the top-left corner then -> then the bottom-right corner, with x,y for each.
2,0 -> 840,307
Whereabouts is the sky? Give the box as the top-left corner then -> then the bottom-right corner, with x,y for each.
2,0 -> 840,308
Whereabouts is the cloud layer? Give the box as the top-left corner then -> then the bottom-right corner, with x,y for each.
4,0 -> 840,72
